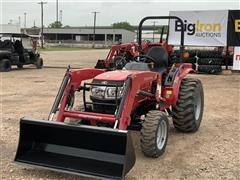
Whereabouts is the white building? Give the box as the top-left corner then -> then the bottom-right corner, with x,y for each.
42,27 -> 135,44
0,24 -> 21,34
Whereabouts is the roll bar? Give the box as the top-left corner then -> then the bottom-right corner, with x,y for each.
138,16 -> 185,61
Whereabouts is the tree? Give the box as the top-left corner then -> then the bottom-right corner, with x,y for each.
63,25 -> 71,28
112,21 -> 134,32
48,21 -> 62,28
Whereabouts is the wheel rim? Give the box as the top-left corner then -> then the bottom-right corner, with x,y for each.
194,90 -> 201,120
157,120 -> 167,150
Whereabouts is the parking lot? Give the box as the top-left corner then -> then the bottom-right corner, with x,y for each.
1,49 -> 239,180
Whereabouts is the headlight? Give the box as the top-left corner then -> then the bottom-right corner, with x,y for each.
105,87 -> 124,99
91,86 -> 124,99
91,86 -> 106,98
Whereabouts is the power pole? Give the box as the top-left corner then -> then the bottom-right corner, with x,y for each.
18,16 -> 21,27
38,1 -> 47,48
24,12 -> 26,28
92,11 -> 100,48
60,10 -> 62,23
56,0 -> 58,22
152,21 -> 157,42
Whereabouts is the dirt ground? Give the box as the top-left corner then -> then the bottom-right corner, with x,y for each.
0,49 -> 239,180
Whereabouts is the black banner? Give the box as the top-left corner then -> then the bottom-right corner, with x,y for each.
227,10 -> 240,46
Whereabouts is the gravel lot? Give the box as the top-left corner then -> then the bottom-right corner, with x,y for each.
1,49 -> 239,180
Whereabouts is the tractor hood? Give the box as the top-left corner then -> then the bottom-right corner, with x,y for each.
94,70 -> 141,81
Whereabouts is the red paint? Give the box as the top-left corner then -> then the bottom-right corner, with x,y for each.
64,111 -> 115,123
103,41 -> 173,68
54,41 -> 192,130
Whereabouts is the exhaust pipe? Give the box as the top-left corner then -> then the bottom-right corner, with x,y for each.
15,118 -> 135,180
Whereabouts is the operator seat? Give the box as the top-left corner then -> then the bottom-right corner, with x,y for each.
14,40 -> 25,63
0,41 -> 3,49
146,46 -> 169,72
3,40 -> 13,49
14,40 -> 24,54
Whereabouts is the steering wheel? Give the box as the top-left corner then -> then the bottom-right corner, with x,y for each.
133,54 -> 157,64
114,56 -> 127,70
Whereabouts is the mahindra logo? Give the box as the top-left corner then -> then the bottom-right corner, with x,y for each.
101,81 -> 108,85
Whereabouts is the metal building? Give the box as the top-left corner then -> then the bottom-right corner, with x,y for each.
42,27 -> 135,44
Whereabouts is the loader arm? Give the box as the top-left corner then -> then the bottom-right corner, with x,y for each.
15,67 -> 136,180
96,43 -> 137,69
117,72 -> 159,129
55,68 -> 105,122
56,70 -> 161,129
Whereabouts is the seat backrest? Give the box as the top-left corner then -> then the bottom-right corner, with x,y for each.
14,40 -> 24,54
3,40 -> 12,49
146,47 -> 169,72
0,41 -> 4,48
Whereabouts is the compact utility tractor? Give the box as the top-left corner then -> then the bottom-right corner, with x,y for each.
15,16 -> 204,180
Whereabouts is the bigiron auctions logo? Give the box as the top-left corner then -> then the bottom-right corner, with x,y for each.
235,19 -> 240,32
175,20 -> 222,38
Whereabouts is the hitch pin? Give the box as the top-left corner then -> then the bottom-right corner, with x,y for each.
114,120 -> 118,129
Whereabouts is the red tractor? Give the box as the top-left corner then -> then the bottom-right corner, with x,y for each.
15,16 -> 204,180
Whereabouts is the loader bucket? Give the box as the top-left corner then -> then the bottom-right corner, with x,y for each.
15,118 -> 136,180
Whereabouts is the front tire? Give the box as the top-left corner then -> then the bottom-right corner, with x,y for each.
140,110 -> 169,158
172,78 -> 204,132
35,57 -> 43,69
0,59 -> 11,72
17,64 -> 23,69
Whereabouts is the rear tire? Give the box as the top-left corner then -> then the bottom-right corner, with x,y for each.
172,78 -> 204,132
140,110 -> 169,158
197,65 -> 222,74
197,50 -> 222,58
35,57 -> 43,69
0,59 -> 11,72
17,64 -> 23,69
198,58 -> 223,65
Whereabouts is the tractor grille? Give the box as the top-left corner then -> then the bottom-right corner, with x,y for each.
83,81 -> 123,114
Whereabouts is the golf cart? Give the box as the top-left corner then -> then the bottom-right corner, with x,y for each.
0,33 -> 43,72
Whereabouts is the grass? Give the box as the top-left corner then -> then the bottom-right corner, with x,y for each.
38,46 -> 109,51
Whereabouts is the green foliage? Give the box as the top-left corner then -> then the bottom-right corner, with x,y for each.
48,21 -> 63,28
63,25 -> 71,28
112,21 -> 134,32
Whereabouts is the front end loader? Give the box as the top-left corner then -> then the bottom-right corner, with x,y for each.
15,16 -> 204,180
